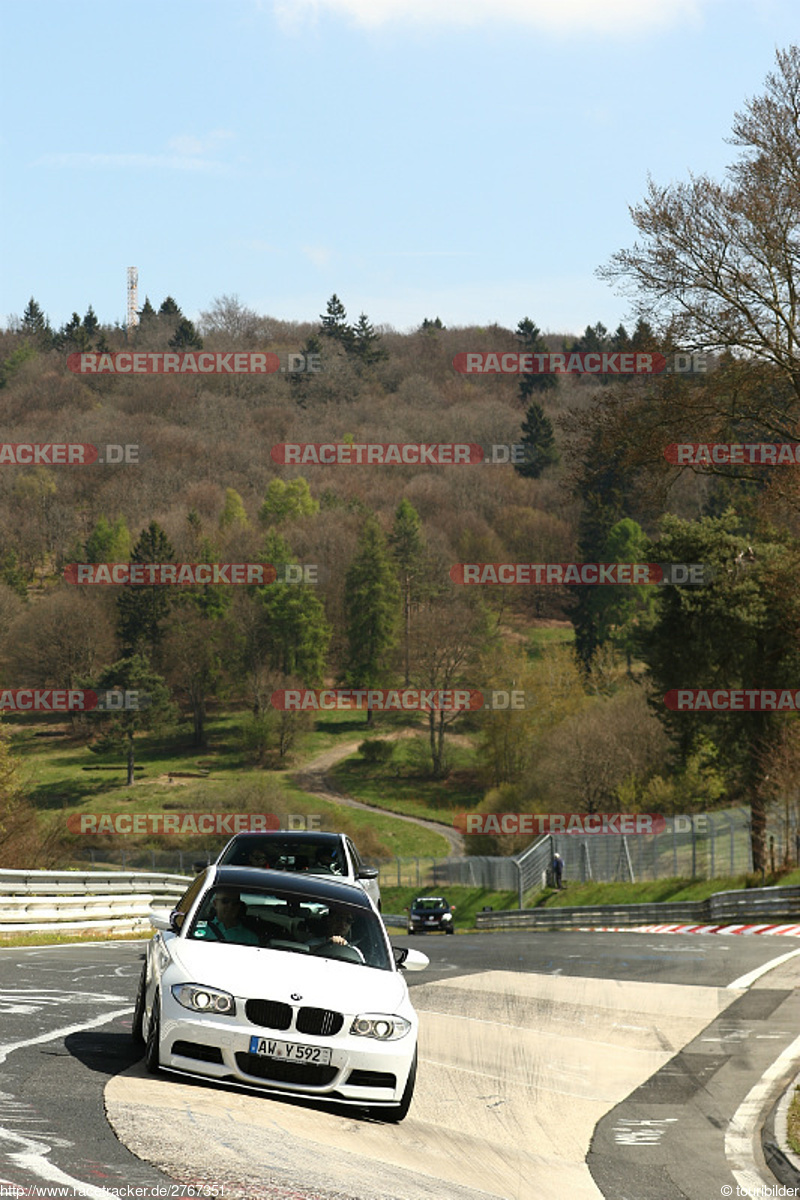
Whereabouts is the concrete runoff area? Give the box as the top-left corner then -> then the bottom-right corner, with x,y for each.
105,971 -> 740,1200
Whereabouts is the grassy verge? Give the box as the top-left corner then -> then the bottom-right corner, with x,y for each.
788,1087 -> 800,1156
379,885 -> 518,928
0,928 -> 150,949
329,733 -> 482,825
532,870 -> 800,908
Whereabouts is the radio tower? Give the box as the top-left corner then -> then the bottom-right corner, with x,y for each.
126,267 -> 139,334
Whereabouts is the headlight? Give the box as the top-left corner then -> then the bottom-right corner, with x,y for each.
172,984 -> 237,1016
350,1013 -> 412,1041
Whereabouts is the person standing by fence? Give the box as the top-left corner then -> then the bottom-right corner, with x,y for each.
553,852 -> 564,889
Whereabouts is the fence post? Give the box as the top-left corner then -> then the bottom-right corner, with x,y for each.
396,857 -> 401,887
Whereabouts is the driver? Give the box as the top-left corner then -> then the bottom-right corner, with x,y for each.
206,888 -> 259,945
310,908 -> 365,961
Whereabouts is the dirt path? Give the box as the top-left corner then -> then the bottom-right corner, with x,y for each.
290,732 -> 465,858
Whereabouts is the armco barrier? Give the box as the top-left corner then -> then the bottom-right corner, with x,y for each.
0,869 -> 191,934
474,883 -> 800,930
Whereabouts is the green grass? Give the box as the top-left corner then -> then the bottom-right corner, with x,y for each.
526,625 -> 575,655
329,734 -> 483,825
13,711 -> 454,863
532,870 -> 800,908
788,1087 -> 800,1156
377,885 -> 519,928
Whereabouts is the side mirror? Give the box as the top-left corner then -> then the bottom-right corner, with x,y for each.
170,909 -> 186,933
148,906 -> 174,931
400,948 -> 429,972
357,866 -> 379,880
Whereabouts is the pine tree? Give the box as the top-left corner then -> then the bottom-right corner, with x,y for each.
388,499 -> 426,685
515,401 -> 559,478
21,298 -> 52,348
116,522 -> 176,659
257,530 -> 331,682
320,294 -> 353,349
92,654 -> 175,785
351,313 -> 387,366
516,317 -> 557,400
169,316 -> 203,350
342,516 -> 401,723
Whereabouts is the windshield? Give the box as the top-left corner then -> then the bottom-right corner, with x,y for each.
187,885 -> 391,970
415,898 -> 447,910
219,836 -> 347,877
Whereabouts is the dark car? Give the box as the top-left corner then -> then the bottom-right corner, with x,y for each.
406,895 -> 455,934
214,830 -> 381,910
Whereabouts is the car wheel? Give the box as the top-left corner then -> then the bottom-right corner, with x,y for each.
131,962 -> 147,1045
378,1048 -> 417,1123
446,925 -> 454,934
144,990 -> 162,1073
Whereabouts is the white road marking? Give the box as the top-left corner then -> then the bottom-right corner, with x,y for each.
0,1006 -> 134,1199
726,1029 -> 800,1194
727,947 -> 800,989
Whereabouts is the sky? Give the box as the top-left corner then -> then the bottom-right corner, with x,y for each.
1,0 -> 798,337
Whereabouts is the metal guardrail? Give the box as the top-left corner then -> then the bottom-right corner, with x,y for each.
0,869 -> 191,934
474,884 -> 800,929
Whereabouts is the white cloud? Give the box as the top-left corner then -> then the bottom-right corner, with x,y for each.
302,245 -> 334,268
167,131 -> 235,156
35,152 -> 228,172
274,0 -> 706,34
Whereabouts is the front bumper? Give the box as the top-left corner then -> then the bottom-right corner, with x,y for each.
160,991 -> 416,1106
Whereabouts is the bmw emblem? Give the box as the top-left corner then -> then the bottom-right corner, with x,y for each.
291,993 -> 302,1001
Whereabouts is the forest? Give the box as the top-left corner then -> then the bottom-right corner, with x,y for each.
3,50 -> 800,874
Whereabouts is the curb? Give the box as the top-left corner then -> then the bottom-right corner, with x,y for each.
763,1073 -> 800,1189
573,922 -> 800,936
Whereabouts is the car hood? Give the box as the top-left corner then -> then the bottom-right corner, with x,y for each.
169,940 -> 408,1012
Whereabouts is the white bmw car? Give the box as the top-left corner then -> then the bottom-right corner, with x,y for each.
133,866 -> 427,1121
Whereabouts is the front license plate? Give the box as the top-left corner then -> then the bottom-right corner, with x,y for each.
249,1036 -> 332,1065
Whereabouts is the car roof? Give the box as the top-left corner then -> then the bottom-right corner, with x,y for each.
224,831 -> 345,845
211,865 -> 371,908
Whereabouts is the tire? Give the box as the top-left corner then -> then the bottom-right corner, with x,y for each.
378,1048 -> 417,1123
144,990 -> 162,1074
446,925 -> 454,934
131,962 -> 147,1045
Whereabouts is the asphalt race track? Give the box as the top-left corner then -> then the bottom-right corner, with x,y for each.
1,930 -> 799,1200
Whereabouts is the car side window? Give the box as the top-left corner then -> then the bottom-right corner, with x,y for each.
175,872 -> 206,915
345,837 -> 363,874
